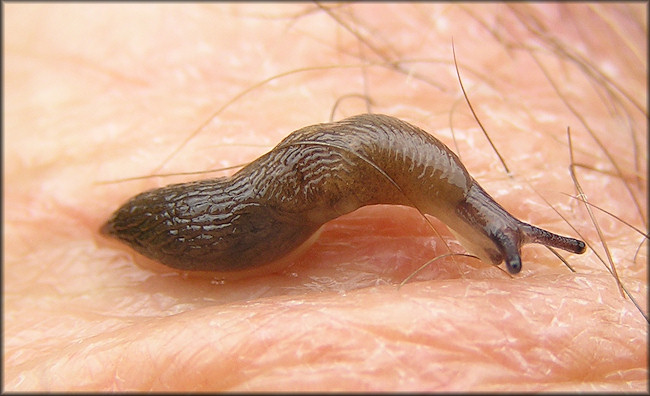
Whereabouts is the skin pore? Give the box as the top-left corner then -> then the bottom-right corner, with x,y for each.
4,3 -> 647,391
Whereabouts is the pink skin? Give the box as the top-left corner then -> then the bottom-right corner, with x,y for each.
4,3 -> 647,391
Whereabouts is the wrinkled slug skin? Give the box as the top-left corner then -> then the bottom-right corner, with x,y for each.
102,114 -> 585,273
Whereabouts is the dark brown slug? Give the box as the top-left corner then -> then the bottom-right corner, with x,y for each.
101,114 -> 586,274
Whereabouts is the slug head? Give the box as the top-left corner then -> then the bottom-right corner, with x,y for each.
454,183 -> 586,274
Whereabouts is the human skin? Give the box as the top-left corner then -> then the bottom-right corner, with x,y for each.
4,3 -> 647,392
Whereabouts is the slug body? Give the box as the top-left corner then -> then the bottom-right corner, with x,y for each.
101,114 -> 585,274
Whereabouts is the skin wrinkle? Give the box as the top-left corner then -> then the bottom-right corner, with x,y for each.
4,2 -> 647,392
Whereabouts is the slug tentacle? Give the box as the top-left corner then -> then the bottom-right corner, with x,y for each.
101,113 -> 586,274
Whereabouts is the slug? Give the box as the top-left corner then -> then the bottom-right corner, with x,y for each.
101,113 -> 586,275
